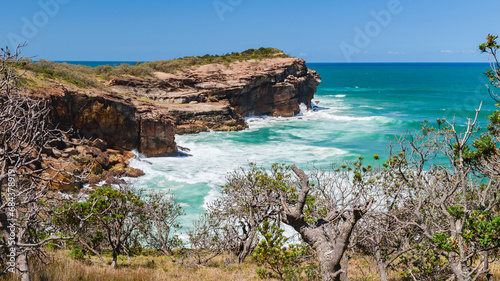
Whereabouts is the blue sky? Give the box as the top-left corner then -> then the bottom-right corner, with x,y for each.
0,0 -> 498,62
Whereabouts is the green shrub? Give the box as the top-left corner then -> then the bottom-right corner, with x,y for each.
143,47 -> 290,73
252,221 -> 318,281
70,247 -> 86,261
20,59 -> 100,88
18,48 -> 291,87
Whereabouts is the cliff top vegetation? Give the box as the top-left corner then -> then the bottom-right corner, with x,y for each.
17,47 -> 292,88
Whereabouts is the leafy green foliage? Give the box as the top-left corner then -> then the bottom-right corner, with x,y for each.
201,163 -> 295,264
140,191 -> 184,254
382,42 -> 500,278
75,186 -> 144,219
456,134 -> 497,165
397,243 -> 451,281
252,221 -> 317,280
487,109 -> 500,136
69,247 -> 86,261
479,34 -> 500,90
55,186 -> 148,265
463,210 -> 500,248
217,162 -> 294,224
479,34 -> 499,53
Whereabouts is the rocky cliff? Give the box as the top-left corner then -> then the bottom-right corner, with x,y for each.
35,84 -> 177,157
35,57 -> 320,157
110,58 -> 321,120
21,56 -> 320,190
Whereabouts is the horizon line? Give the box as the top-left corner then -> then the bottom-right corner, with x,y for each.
50,60 -> 490,64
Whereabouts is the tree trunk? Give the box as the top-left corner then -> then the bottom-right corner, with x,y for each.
317,248 -> 343,281
283,166 -> 369,281
79,239 -> 106,265
124,247 -> 131,262
483,251 -> 493,281
238,229 -> 256,263
448,252 -> 466,281
17,252 -> 31,281
290,223 -> 349,281
111,251 -> 118,268
374,249 -> 388,281
450,263 -> 467,281
340,254 -> 349,281
376,262 -> 388,281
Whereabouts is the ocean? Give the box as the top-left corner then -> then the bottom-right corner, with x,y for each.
70,62 -> 496,229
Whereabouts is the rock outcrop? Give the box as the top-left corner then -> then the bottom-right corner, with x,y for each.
42,138 -> 143,191
35,57 -> 320,157
37,84 -> 177,157
110,58 -> 321,120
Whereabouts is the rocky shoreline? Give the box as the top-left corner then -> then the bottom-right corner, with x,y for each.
32,57 -> 321,189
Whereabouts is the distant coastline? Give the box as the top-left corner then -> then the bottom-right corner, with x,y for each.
52,61 -> 491,68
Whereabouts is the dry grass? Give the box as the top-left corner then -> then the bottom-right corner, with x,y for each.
1,250 -> 499,281
16,47 -> 291,89
0,250 -> 261,281
345,255 -> 500,281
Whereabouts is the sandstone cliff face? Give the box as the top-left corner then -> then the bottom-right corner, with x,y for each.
227,59 -> 321,117
42,85 -> 177,157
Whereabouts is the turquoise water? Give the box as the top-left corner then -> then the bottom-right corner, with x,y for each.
125,63 -> 495,228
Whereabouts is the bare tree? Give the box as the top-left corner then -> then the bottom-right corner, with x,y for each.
204,163 -> 286,264
354,201 -> 424,281
215,162 -> 385,281
386,107 -> 500,281
0,45 -> 93,281
139,190 -> 183,256
181,213 -> 236,266
283,164 -> 380,281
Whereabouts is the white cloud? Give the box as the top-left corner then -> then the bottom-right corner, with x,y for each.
298,52 -> 308,57
386,51 -> 405,55
440,49 -> 475,54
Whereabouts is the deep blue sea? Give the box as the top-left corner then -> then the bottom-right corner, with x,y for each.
67,62 -> 497,229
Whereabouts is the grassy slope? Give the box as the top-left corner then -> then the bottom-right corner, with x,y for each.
18,48 -> 292,89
